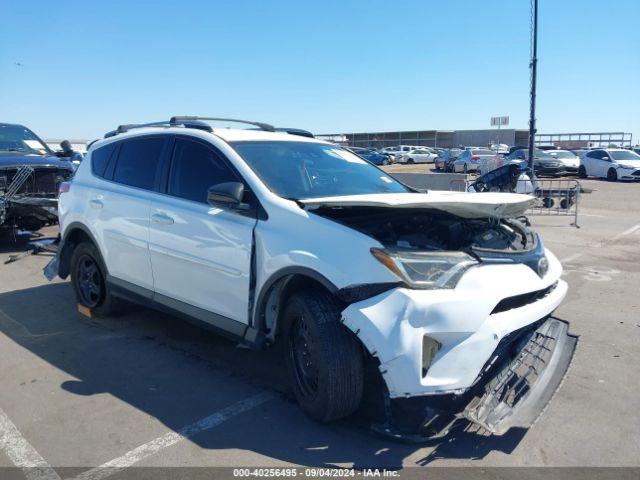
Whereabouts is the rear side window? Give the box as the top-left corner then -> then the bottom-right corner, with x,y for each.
168,138 -> 240,204
113,137 -> 165,190
91,143 -> 117,178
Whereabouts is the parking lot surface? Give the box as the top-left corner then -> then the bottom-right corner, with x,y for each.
0,173 -> 638,475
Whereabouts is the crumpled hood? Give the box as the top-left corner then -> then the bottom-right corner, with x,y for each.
0,152 -> 74,171
299,191 -> 536,218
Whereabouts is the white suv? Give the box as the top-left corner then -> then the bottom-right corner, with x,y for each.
46,117 -> 575,440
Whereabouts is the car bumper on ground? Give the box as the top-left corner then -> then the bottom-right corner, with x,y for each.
341,249 -> 574,439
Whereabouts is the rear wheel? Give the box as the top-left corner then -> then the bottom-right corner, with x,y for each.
607,168 -> 618,182
283,290 -> 364,422
70,242 -> 120,316
578,165 -> 587,178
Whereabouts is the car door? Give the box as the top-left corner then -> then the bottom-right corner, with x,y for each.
89,135 -> 169,291
588,150 -> 607,177
148,136 -> 257,325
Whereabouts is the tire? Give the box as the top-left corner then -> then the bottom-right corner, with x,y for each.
407,158 -> 414,164
607,168 -> 618,182
70,242 -> 120,316
578,165 -> 587,179
283,290 -> 364,422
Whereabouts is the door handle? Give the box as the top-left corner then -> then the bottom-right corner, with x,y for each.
89,199 -> 103,209
151,213 -> 174,225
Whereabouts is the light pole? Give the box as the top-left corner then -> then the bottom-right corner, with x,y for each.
527,0 -> 538,180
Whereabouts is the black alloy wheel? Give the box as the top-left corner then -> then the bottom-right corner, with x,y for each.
75,254 -> 104,308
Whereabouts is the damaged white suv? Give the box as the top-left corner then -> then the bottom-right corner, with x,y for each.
47,117 -> 576,440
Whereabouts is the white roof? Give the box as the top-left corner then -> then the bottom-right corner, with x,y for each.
211,128 -> 323,143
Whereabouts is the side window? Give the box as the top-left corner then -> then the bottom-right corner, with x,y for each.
91,143 -> 117,178
113,137 -> 166,190
168,139 -> 240,204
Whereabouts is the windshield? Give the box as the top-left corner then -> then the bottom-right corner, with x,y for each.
610,150 -> 640,161
0,124 -> 49,154
232,141 -> 409,199
551,151 -> 577,159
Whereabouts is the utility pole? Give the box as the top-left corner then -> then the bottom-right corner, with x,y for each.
527,0 -> 538,180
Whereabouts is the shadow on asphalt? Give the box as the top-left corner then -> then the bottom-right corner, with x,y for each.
0,282 -> 528,467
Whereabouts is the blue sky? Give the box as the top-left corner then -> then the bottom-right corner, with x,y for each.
1,0 -> 638,142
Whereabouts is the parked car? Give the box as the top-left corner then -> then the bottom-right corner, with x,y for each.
537,145 -> 560,151
381,145 -> 421,158
547,149 -> 580,174
347,147 -> 390,165
489,143 -> 509,155
437,149 -> 463,171
0,122 -> 75,234
505,148 -> 567,177
45,116 -> 574,440
579,148 -> 640,181
568,148 -> 590,159
396,147 -> 437,164
452,149 -> 497,173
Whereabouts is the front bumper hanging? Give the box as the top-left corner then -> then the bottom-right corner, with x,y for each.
373,317 -> 577,441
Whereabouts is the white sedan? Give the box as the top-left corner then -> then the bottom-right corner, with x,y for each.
580,149 -> 640,181
396,148 -> 437,164
453,149 -> 497,173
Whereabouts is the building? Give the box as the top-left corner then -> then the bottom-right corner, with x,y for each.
317,129 -> 633,149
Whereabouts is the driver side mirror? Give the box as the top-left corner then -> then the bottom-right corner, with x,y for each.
207,182 -> 245,207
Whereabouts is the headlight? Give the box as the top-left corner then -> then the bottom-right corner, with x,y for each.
371,248 -> 478,289
618,164 -> 634,169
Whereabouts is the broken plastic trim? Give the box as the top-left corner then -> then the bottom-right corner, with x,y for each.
463,318 -> 577,435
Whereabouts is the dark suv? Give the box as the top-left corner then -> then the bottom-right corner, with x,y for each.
0,123 -> 75,233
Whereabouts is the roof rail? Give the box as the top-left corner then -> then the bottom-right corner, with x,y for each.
104,116 -> 275,138
170,116 -> 275,132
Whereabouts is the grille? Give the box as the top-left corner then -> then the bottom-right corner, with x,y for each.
491,282 -> 557,315
0,167 -> 72,197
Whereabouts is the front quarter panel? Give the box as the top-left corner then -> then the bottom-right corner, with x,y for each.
254,197 -> 399,296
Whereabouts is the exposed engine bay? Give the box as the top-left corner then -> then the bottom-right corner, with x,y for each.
312,206 -> 535,254
0,165 -> 71,233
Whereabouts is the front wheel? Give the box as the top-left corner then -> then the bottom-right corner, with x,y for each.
406,158 -> 414,164
607,168 -> 618,182
283,290 -> 364,422
70,242 -> 120,316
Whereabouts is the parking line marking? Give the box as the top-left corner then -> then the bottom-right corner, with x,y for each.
612,224 -> 640,240
0,406 -> 61,480
70,392 -> 274,480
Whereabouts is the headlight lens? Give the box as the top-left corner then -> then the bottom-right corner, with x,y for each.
371,248 -> 478,289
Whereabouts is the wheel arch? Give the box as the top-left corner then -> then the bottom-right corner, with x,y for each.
250,267 -> 339,347
58,222 -> 104,279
